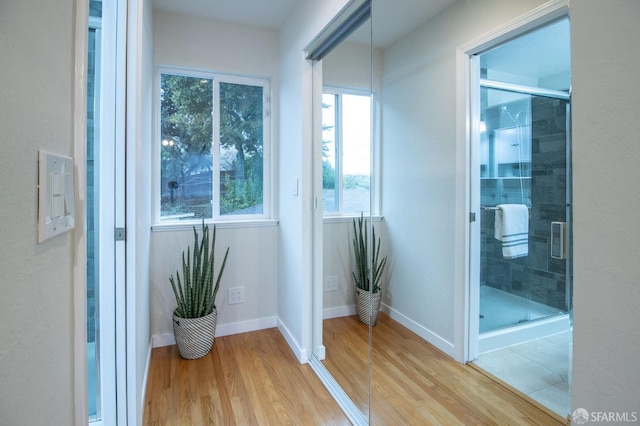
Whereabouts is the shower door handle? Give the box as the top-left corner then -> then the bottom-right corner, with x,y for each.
551,221 -> 567,259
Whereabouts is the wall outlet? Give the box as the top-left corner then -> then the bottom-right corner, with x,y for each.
228,287 -> 244,304
324,276 -> 338,292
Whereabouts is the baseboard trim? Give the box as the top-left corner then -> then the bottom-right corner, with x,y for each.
277,318 -> 308,364
151,316 -> 279,348
139,342 -> 152,424
323,304 -> 356,320
381,303 -> 456,358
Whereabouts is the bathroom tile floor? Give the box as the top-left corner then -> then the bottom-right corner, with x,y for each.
473,330 -> 572,418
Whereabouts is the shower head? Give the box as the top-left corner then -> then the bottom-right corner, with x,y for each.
501,106 -> 521,126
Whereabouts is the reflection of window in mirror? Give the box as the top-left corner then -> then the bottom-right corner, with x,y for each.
322,88 -> 371,215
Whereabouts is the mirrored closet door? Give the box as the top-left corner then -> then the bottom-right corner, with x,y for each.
309,1 -> 572,424
307,0 -> 374,424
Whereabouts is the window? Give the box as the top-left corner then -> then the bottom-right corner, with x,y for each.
158,68 -> 270,223
322,88 -> 371,215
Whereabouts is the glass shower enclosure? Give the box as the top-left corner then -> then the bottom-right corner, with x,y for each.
478,83 -> 572,351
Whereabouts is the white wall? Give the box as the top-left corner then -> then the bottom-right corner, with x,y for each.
277,0 -> 350,361
0,0 -> 76,423
571,0 -> 640,415
149,11 -> 281,344
150,226 -> 279,342
128,0 -> 154,422
379,0 -> 546,357
153,10 -> 280,77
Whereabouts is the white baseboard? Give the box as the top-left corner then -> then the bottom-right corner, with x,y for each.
277,318 -> 308,364
323,304 -> 356,320
151,316 -> 279,348
217,316 -> 278,337
139,342 -> 152,424
381,303 -> 456,358
151,332 -> 176,348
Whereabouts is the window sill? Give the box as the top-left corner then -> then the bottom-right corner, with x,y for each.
152,219 -> 279,232
323,215 -> 383,224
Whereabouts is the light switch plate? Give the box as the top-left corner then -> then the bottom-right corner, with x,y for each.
38,150 -> 75,243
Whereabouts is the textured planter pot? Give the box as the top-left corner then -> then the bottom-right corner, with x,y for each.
172,309 -> 217,359
355,287 -> 381,326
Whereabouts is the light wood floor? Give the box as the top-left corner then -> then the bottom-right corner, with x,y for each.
144,315 -> 566,425
143,328 -> 349,425
323,313 -> 567,425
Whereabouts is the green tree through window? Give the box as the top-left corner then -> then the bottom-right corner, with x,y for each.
220,82 -> 264,215
160,71 -> 268,221
161,75 -> 214,219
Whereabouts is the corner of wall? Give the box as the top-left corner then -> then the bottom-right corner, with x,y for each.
278,318 -> 309,364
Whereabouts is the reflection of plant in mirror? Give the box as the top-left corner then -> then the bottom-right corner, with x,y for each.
352,213 -> 387,293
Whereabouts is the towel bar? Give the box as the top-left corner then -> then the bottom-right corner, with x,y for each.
484,206 -> 530,211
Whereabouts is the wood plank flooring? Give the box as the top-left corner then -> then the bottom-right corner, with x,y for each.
322,313 -> 567,425
144,315 -> 567,425
143,328 -> 349,425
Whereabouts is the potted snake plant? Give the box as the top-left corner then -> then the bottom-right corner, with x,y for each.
170,221 -> 229,359
352,213 -> 388,325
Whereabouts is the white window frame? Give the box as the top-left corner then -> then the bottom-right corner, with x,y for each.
322,86 -> 375,218
154,66 -> 272,227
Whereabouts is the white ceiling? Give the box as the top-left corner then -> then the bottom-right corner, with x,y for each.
152,0 -> 457,48
481,18 -> 571,82
152,0 -> 298,30
151,0 -> 570,81
370,0 -> 457,47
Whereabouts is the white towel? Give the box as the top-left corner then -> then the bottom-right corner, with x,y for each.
494,204 -> 529,259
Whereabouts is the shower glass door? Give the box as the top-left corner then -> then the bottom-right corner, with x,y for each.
479,85 -> 572,337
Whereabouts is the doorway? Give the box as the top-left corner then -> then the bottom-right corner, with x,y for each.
468,16 -> 573,418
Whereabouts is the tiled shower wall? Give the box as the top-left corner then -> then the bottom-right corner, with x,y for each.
480,96 -> 571,312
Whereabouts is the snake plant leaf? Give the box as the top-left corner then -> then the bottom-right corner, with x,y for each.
169,220 -> 230,319
352,212 -> 388,294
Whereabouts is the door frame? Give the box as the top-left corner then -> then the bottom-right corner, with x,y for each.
73,0 -> 90,422
74,0 -> 128,423
454,0 -> 569,363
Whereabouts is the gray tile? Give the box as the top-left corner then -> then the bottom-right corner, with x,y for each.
474,349 -> 564,394
474,327 -> 572,417
529,381 -> 571,418
509,338 -> 570,377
